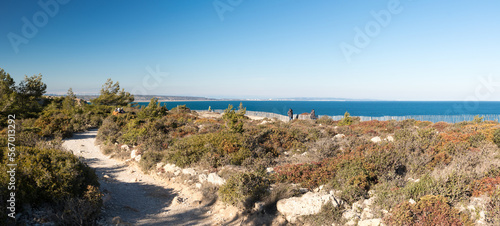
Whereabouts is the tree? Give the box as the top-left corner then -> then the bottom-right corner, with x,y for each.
62,88 -> 77,110
137,98 -> 167,119
0,70 -> 48,119
223,104 -> 246,133
338,111 -> 353,126
473,115 -> 484,124
16,74 -> 47,116
17,74 -> 47,99
91,78 -> 134,106
0,68 -> 17,114
237,102 -> 246,115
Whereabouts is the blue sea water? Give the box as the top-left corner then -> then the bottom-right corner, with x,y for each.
134,101 -> 500,117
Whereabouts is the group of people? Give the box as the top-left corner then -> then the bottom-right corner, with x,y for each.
287,108 -> 317,121
114,108 -> 125,113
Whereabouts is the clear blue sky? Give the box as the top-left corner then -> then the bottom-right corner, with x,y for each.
1,0 -> 500,100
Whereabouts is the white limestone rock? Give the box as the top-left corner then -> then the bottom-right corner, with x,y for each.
371,136 -> 382,143
130,149 -> 138,159
182,168 -> 197,176
276,191 -> 343,223
207,173 -> 226,186
334,134 -> 346,139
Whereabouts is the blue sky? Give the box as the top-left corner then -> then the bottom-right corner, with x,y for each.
1,0 -> 500,100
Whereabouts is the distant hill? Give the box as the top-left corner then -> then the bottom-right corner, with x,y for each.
73,95 -> 216,102
132,95 -> 216,102
44,94 -> 373,102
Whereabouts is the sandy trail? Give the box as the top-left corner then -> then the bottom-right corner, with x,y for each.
62,129 -> 228,226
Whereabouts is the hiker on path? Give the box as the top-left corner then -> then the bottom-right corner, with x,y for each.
288,108 -> 294,121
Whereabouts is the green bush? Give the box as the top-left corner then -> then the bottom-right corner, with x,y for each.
7,147 -> 99,204
338,111 -> 353,126
166,131 -> 247,168
493,128 -> 500,148
96,115 -> 125,144
468,132 -> 486,148
402,174 -> 442,201
0,146 -> 101,224
170,104 -> 191,113
473,115 -> 484,124
166,133 -> 214,167
57,185 -> 103,226
222,104 -> 246,133
219,172 -> 270,209
137,98 -> 167,119
139,151 -> 165,172
120,119 -> 147,145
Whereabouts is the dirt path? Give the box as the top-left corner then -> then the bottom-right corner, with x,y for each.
62,129 -> 239,226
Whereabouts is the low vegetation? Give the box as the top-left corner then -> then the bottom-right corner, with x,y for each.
94,100 -> 500,224
3,67 -> 500,224
219,171 -> 270,209
0,140 -> 102,225
0,69 -> 134,225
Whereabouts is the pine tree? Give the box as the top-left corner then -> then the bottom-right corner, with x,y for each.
91,78 -> 134,106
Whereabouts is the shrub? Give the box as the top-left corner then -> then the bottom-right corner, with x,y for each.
384,195 -> 472,226
139,151 -> 165,172
316,115 -> 334,125
7,147 -> 99,204
219,172 -> 270,209
338,111 -> 353,126
96,115 -> 124,145
0,146 -> 101,224
201,183 -> 219,206
166,131 -> 246,168
441,172 -> 472,203
254,126 -> 307,155
493,128 -> 500,148
471,176 -> 500,197
57,185 -> 103,226
351,120 -> 391,135
306,128 -> 323,141
166,134 -> 209,167
402,174 -> 442,201
487,188 -> 500,225
473,115 -> 484,124
229,147 -> 252,165
222,104 -> 246,133
274,162 -> 326,189
137,98 -> 167,119
275,152 -> 377,204
302,202 -> 344,225
170,104 -> 191,113
261,183 -> 301,213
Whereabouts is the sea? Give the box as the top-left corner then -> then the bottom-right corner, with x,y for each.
134,101 -> 500,119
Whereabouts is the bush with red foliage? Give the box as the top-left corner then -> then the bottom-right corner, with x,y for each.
384,195 -> 472,226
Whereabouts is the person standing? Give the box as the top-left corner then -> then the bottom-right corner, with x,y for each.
310,109 -> 317,120
288,108 -> 294,121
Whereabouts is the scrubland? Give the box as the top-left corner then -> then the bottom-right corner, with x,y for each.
95,100 -> 500,225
